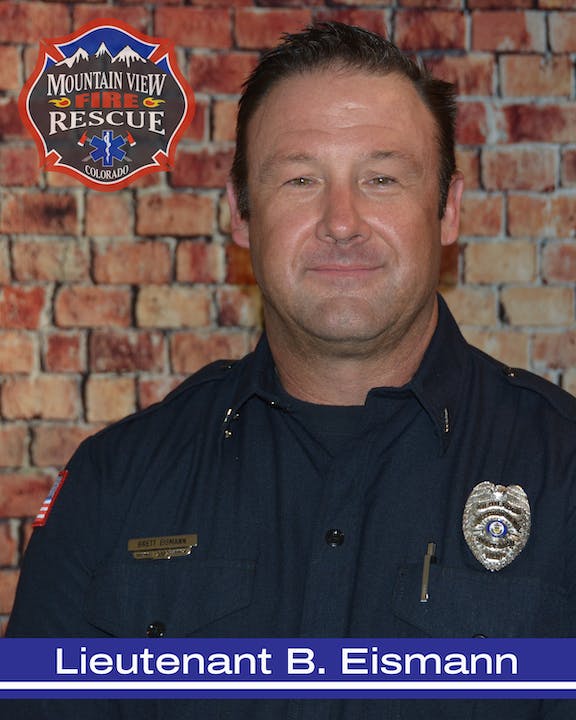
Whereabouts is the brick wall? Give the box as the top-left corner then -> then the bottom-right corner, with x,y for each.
0,0 -> 575,630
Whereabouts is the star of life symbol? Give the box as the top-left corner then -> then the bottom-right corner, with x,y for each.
19,18 -> 194,191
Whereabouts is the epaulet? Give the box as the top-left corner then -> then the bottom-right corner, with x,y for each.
499,363 -> 576,423
163,359 -> 239,403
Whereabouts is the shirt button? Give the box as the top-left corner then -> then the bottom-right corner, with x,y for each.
325,529 -> 345,547
146,621 -> 166,638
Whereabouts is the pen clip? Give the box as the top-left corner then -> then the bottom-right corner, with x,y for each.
420,541 -> 437,603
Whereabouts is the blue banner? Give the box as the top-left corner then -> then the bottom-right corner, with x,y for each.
1,639 -> 576,698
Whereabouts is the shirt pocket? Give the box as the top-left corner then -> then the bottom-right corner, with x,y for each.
84,556 -> 256,637
392,562 -> 569,637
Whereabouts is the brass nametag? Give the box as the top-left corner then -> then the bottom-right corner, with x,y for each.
128,533 -> 198,560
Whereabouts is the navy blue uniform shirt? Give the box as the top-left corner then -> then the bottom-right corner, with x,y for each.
6,295 -> 576,719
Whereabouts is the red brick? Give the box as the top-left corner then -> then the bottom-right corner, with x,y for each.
500,104 -> 576,143
0,192 -> 77,235
395,10 -> 466,50
217,286 -> 262,327
85,376 -> 136,423
213,100 -> 237,143
0,426 -> 27,468
170,331 -> 247,373
93,240 -> 172,284
543,242 -> 576,283
44,332 -> 84,373
0,287 -> 45,330
12,240 -> 90,282
314,9 -> 389,35
0,331 -> 36,373
0,46 -> 20,91
427,54 -> 494,96
460,192 -> 503,237
89,330 -> 165,372
32,424 -> 97,468
400,0 -> 459,7
0,569 -> 19,614
0,2 -> 70,43
456,102 -> 488,145
185,99 -> 207,142
472,11 -> 546,52
550,195 -> 576,237
462,328 -> 529,368
562,149 -> 576,187
73,5 -> 149,33
225,243 -> 256,284
0,145 -> 41,187
507,194 -> 548,237
2,376 -> 80,420
188,52 -> 259,94
0,239 -> 9,284
55,286 -> 132,328
456,149 -> 481,190
85,194 -> 133,237
465,240 -> 536,283
137,193 -> 214,237
0,98 -> 23,139
138,377 -> 184,409
482,147 -> 556,192
171,148 -> 234,188
176,241 -> 224,283
500,55 -> 572,97
533,332 -> 576,368
235,9 -> 313,49
0,522 -> 18,566
549,12 -> 576,52
156,8 -> 232,49
136,286 -> 212,328
439,242 -> 459,285
440,286 -> 497,325
0,472 -> 52,518
465,0 -> 533,8
501,286 -> 574,326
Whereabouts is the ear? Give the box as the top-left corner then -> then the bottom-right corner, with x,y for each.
226,181 -> 250,249
440,171 -> 464,247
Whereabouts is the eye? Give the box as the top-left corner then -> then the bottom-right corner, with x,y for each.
369,175 -> 395,186
285,177 -> 314,187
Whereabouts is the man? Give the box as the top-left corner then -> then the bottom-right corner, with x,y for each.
6,22 -> 576,720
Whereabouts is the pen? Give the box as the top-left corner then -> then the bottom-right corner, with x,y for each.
420,541 -> 437,603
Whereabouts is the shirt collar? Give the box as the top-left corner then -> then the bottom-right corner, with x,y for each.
229,293 -> 470,452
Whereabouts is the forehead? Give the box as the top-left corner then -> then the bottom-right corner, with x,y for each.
245,69 -> 438,169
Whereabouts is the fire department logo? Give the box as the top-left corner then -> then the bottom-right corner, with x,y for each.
19,19 -> 194,190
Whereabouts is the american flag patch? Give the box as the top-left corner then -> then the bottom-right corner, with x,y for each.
32,469 -> 68,528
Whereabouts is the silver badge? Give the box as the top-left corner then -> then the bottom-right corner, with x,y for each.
462,482 -> 531,572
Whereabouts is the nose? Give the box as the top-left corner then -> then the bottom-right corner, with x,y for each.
315,182 -> 370,245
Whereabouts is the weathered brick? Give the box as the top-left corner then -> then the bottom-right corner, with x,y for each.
314,9 -> 388,35
472,11 -> 546,52
462,328 -> 529,368
508,194 -> 576,238
188,52 -> 259,93
399,0 -> 459,7
0,472 -> 52,517
93,240 -> 171,284
460,192 -> 503,237
171,148 -> 234,189
440,286 -> 497,325
217,286 -> 262,327
138,377 -> 184,409
85,193 -> 133,238
176,241 -> 224,283
0,192 -> 77,235
213,100 -> 238,143
395,10 -> 466,50
0,238 -> 9,284
456,149 -> 480,190
0,287 -> 45,330
85,376 -> 136,423
549,12 -> 576,52
0,331 -> 36,373
456,102 -> 489,145
533,332 -> 576,368
32,424 -> 96,468
0,522 -> 18,566
136,286 -> 212,328
235,9 -> 313,49
500,55 -> 572,97
156,8 -> 232,49
2,376 -> 80,421
185,98 -> 207,143
0,46 -> 20,91
0,569 -> 19,614
89,330 -> 165,372
0,145 -> 41,187
501,286 -> 574,326
0,426 -> 27,468
551,195 -> 576,238
543,242 -> 576,283
44,332 -> 84,374
562,149 -> 576,187
0,2 -> 70,43
0,98 -> 23,139
500,104 -> 576,143
468,0 -> 532,7
137,193 -> 214,237
482,146 -> 556,192
12,240 -> 90,282
465,240 -> 536,283
427,54 -> 494,96
170,331 -> 247,373
55,286 -> 132,328
73,5 -> 149,33
225,243 -> 256,284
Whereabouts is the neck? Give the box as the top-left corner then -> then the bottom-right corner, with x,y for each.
267,300 -> 439,406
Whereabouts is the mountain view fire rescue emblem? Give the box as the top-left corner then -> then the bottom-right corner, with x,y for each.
19,19 -> 195,190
